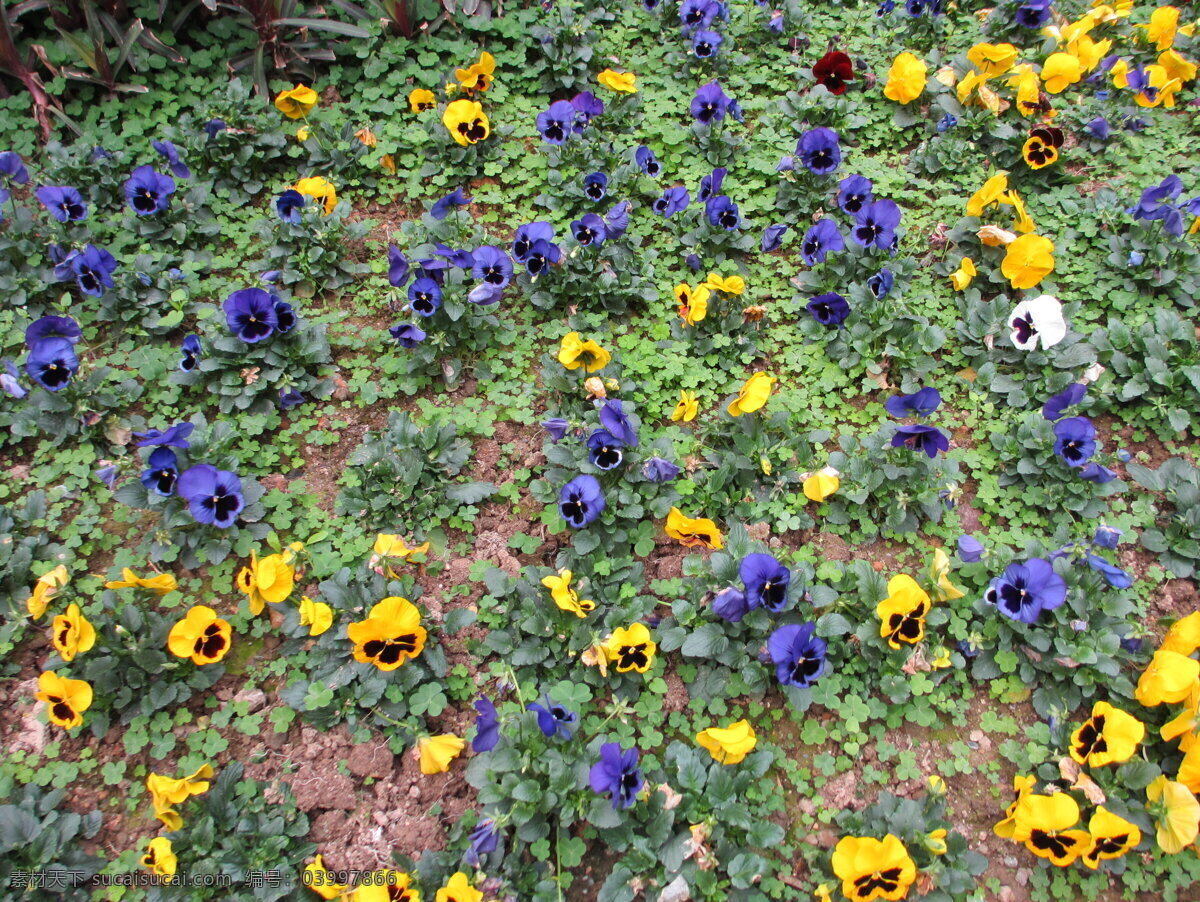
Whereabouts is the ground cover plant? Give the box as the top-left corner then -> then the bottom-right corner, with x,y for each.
2,1 -> 1200,900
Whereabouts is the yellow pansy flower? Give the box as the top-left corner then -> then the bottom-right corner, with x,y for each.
303,855 -> 349,900
436,871 -> 483,902
696,719 -> 757,764
876,575 -> 932,650
294,176 -> 337,215
236,549 -> 296,615
671,390 -> 699,422
1001,233 -> 1055,290
167,605 -> 232,665
883,52 -> 927,104
727,372 -> 774,417
950,257 -> 976,291
968,42 -> 1018,76
146,764 -> 214,831
966,172 -> 1008,217
409,88 -> 437,112
703,272 -> 746,295
105,567 -> 177,596
541,569 -> 595,618
50,603 -> 96,662
274,84 -> 318,119
803,468 -> 840,503
602,622 -> 657,673
298,596 -> 334,637
557,332 -> 611,372
417,733 -> 465,774
1137,649 -> 1200,706
1147,775 -> 1200,854
597,69 -> 637,93
348,597 -> 427,671
26,564 -> 69,619
36,670 -> 92,730
443,99 -> 490,146
141,837 -> 177,878
665,507 -> 723,549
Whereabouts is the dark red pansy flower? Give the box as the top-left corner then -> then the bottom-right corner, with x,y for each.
813,51 -> 855,95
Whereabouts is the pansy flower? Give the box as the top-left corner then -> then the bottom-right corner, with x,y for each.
409,88 -> 436,112
690,81 -> 731,123
275,189 -> 305,224
274,84 -> 317,118
537,100 -> 575,144
152,139 -> 191,179
884,387 -> 940,418
1001,234 -> 1055,290
831,834 -> 917,902
768,622 -> 826,688
1008,295 -> 1066,350
50,602 -> 96,662
740,552 -> 790,612
1082,808 -> 1142,869
635,145 -> 662,176
180,334 -> 201,372
884,52 -> 927,103
868,268 -> 894,299
167,605 -> 232,665
599,399 -> 638,446
177,464 -> 244,528
124,165 -> 175,215
512,222 -> 554,263
418,734 -> 465,774
36,670 -> 93,730
225,288 -> 279,343
597,69 -> 637,93
1069,701 -> 1145,768
1052,416 -> 1095,467
570,92 -> 604,130
70,245 -> 118,297
390,323 -> 427,348
705,195 -> 740,230
582,172 -> 607,201
558,332 -> 610,372
801,219 -> 844,265
697,167 -> 726,203
472,697 -> 500,752
541,569 -> 595,617
852,199 -> 901,251
671,390 -> 699,422
590,742 -> 643,810
796,127 -> 841,174
571,213 -> 607,247
0,151 -> 29,184
26,338 -> 79,392
586,429 -> 625,470
602,623 -> 657,673
443,100 -> 489,146
431,187 -> 472,220
559,475 -> 605,528
1010,793 -> 1089,866
525,238 -> 561,276
665,507 -> 723,548
891,424 -> 949,458
653,185 -> 690,217
813,50 -> 855,94
985,558 -> 1067,624
141,447 -> 180,496
693,29 -> 723,58
837,175 -> 873,215
1135,649 -> 1199,706
456,50 -> 496,92
408,277 -> 443,316
35,186 -> 87,222
348,596 -> 427,671
676,282 -> 710,326
876,574 -> 932,649
643,457 -> 680,482
803,292 -> 851,329
696,720 -> 757,765
728,372 -> 774,416
761,223 -> 788,252
605,202 -> 631,239
528,697 -> 578,739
